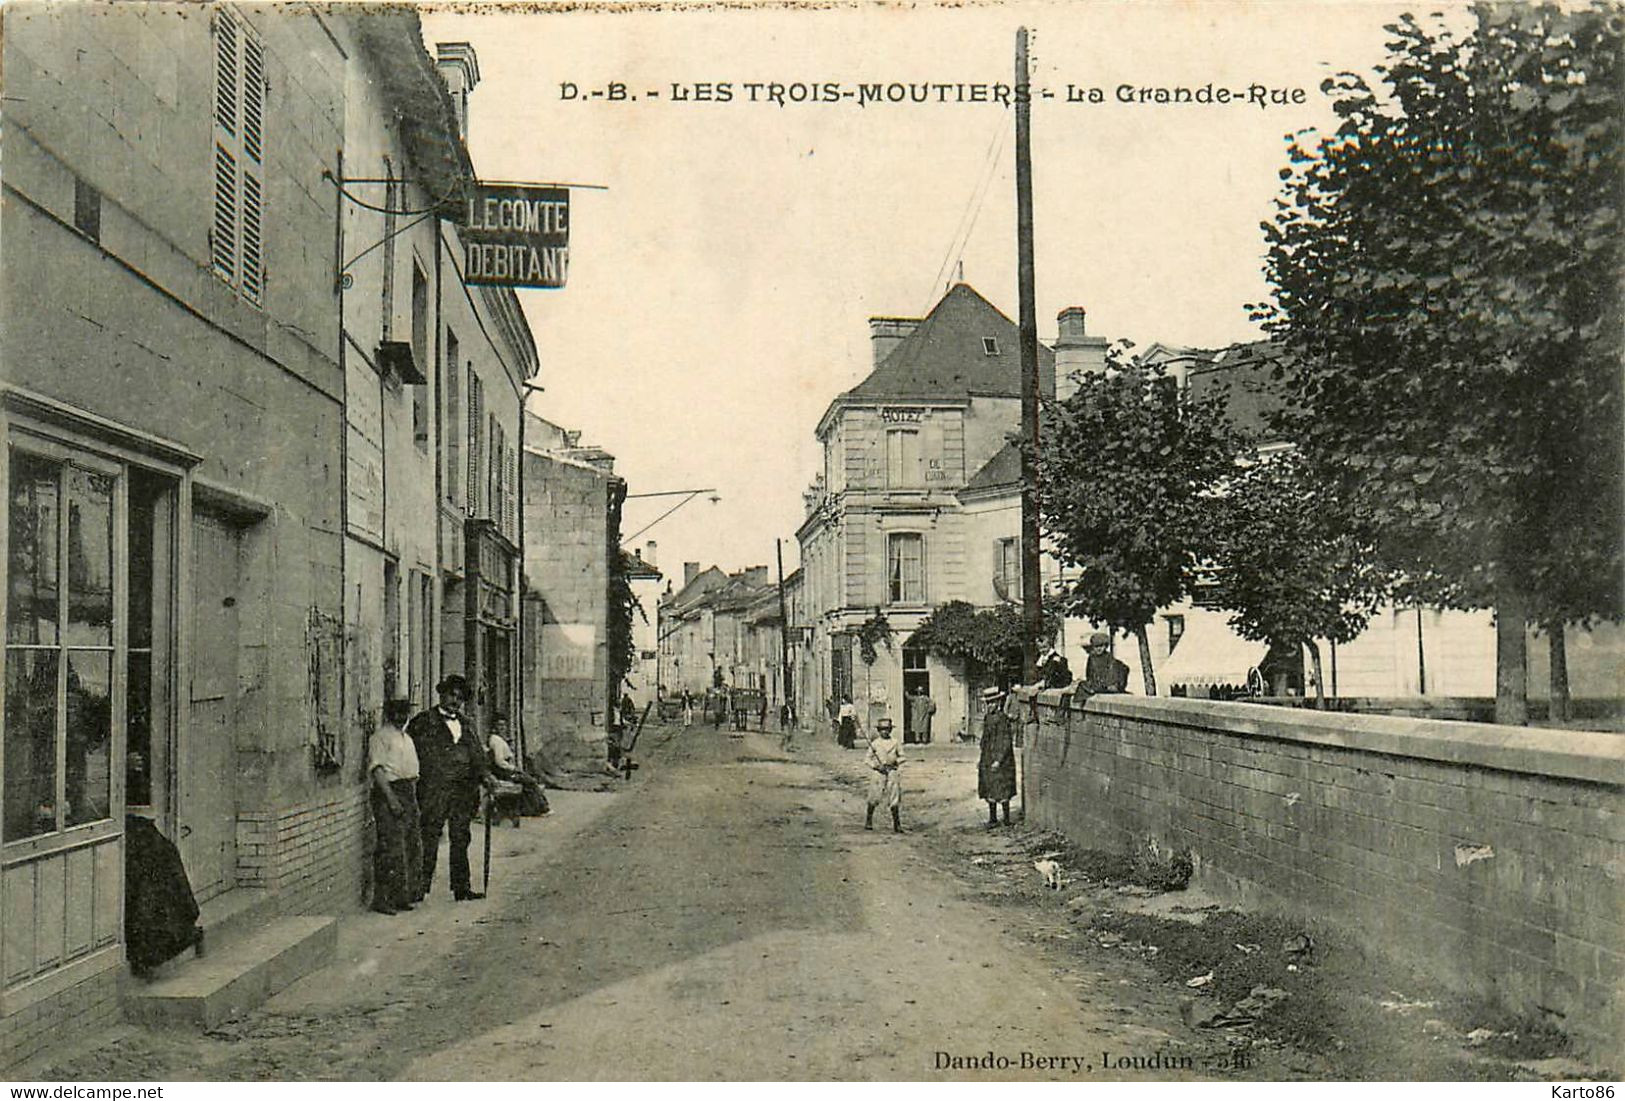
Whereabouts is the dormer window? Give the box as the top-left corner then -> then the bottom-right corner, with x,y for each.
982,337 -> 999,356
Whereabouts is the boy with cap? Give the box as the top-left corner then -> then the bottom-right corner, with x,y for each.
864,716 -> 905,833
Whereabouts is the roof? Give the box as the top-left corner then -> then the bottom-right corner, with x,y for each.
960,440 -> 1022,497
1185,340 -> 1288,441
848,284 -> 1056,402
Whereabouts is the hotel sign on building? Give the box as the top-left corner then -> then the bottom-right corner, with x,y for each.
461,183 -> 570,288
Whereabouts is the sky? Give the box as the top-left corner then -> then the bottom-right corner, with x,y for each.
420,0 -> 1427,581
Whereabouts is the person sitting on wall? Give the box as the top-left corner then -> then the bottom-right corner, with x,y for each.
1039,647 -> 1074,690
486,712 -> 549,819
1082,631 -> 1130,694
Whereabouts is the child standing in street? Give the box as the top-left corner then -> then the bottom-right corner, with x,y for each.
864,717 -> 904,833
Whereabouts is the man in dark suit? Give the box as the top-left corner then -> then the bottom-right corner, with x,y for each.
408,675 -> 491,901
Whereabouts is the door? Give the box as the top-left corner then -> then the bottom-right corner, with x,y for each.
182,512 -> 241,903
902,647 -> 930,743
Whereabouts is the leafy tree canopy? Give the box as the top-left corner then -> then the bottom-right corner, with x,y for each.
1039,349 -> 1248,632
1258,3 -> 1623,627
1209,448 -> 1391,650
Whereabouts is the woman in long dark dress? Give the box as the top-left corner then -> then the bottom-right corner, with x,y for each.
977,686 -> 1017,827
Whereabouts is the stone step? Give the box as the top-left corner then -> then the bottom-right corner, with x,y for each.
124,916 -> 337,1029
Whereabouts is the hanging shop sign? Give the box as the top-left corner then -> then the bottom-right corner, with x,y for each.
460,183 -> 570,288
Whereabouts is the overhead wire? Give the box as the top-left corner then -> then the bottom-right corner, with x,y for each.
923,110 -> 1013,313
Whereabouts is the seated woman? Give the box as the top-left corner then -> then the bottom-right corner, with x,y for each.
486,714 -> 550,819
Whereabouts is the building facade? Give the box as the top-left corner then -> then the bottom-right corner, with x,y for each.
796,284 -> 1066,741
0,7 -> 535,1068
520,413 -> 624,763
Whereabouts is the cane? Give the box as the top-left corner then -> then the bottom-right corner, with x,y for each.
482,789 -> 493,896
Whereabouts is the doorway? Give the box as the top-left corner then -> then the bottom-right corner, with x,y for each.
901,646 -> 930,743
182,510 -> 242,903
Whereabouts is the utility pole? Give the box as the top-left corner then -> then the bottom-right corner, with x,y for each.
776,539 -> 795,727
1016,27 -> 1042,685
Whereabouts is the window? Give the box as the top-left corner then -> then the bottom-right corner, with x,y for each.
488,415 -> 502,527
466,369 -> 484,515
886,428 -> 921,489
411,265 -> 429,448
995,536 -> 1021,597
6,447 -> 175,841
982,337 -> 999,356
887,532 -> 924,605
383,560 -> 400,699
73,177 -> 101,243
1166,614 -> 1186,653
444,331 -> 460,504
210,5 -> 266,305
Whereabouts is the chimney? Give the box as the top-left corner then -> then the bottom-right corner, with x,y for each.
644,540 -> 658,568
868,317 -> 920,368
435,43 -> 481,143
1054,306 -> 1109,402
684,562 -> 700,588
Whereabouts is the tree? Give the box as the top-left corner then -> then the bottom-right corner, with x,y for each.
1258,4 -> 1624,723
909,599 -> 1061,690
608,549 -> 644,699
1208,449 -> 1391,705
1039,351 -> 1248,694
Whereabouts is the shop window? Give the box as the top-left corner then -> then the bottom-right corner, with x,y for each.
4,448 -> 141,841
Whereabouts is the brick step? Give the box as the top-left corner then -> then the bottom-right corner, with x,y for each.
124,916 -> 337,1029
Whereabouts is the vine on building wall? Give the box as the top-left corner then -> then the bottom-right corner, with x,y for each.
855,610 -> 893,666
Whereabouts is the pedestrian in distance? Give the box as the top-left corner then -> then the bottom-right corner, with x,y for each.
865,717 -> 904,832
369,698 -> 422,914
908,683 -> 937,745
977,686 -> 1017,829
837,694 -> 858,749
682,689 -> 695,728
409,675 -> 493,902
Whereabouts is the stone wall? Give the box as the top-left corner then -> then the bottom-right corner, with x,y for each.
1022,691 -> 1625,1056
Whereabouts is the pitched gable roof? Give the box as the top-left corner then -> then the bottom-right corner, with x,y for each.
960,440 -> 1022,497
849,284 -> 1056,401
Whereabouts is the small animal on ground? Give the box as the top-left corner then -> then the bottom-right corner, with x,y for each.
1033,858 -> 1064,890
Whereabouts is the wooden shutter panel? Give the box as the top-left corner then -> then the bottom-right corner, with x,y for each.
506,444 -> 518,541
466,370 -> 480,513
211,144 -> 238,281
214,10 -> 238,136
239,31 -> 266,303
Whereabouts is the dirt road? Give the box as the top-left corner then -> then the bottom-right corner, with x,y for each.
45,723 -> 1260,1082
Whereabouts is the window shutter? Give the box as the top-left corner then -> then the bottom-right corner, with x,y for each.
211,144 -> 238,281
467,370 -> 481,514
211,7 -> 265,304
504,444 -> 517,541
214,10 -> 238,136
